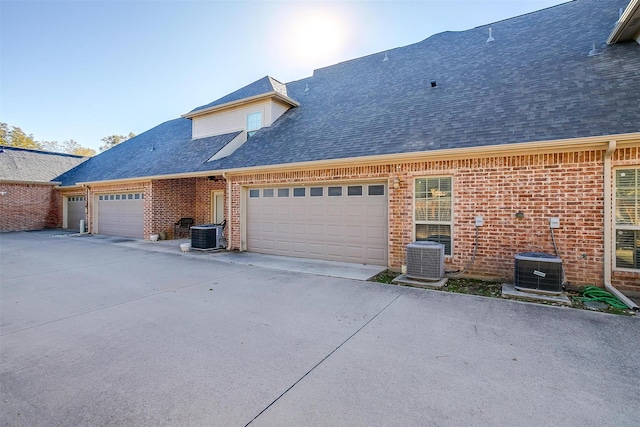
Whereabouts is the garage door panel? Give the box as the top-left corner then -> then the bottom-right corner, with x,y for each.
291,205 -> 306,215
291,223 -> 307,234
247,183 -> 387,265
326,224 -> 343,237
307,224 -> 324,236
367,248 -> 386,263
345,226 -> 364,238
367,226 -> 386,239
97,193 -> 144,239
66,197 -> 85,230
306,243 -> 325,255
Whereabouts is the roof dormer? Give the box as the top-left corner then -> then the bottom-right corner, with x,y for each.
182,76 -> 299,141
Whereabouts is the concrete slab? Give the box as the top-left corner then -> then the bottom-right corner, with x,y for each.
71,234 -> 387,281
501,283 -> 572,306
2,231 -> 639,426
392,274 -> 448,289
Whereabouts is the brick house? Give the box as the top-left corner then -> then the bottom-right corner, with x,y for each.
0,146 -> 86,232
55,0 -> 640,295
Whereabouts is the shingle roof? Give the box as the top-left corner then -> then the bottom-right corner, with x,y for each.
54,119 -> 240,186
58,0 -> 639,185
0,147 -> 86,183
205,0 -> 639,170
187,76 -> 293,115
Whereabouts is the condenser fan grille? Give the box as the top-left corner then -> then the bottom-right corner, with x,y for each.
406,241 -> 445,280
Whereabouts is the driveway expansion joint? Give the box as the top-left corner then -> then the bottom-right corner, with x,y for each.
244,294 -> 402,426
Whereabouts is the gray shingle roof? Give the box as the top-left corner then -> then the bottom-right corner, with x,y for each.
54,119 -> 240,186
187,76 -> 292,115
206,0 -> 639,170
58,0 -> 639,185
0,147 -> 86,183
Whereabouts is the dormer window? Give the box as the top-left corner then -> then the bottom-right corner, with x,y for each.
247,112 -> 262,138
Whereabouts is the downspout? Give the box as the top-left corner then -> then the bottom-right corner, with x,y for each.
222,172 -> 231,250
603,140 -> 639,310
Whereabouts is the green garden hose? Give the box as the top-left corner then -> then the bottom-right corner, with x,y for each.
575,286 -> 628,309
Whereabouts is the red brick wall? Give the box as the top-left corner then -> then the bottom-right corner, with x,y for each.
195,178 -> 226,225
226,148 -> 640,291
0,183 -> 61,231
150,179 -> 197,239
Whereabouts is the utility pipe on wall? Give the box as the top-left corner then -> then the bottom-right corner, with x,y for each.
223,172 -> 231,250
603,140 -> 638,310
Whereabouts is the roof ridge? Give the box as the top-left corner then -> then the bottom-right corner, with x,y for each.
0,145 -> 85,158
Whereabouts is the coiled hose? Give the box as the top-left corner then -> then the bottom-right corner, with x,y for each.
575,286 -> 628,309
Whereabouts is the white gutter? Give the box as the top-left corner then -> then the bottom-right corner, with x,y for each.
222,172 -> 232,250
603,140 -> 639,310
607,0 -> 640,45
182,91 -> 300,119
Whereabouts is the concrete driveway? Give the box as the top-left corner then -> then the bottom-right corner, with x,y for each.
1,231 -> 638,426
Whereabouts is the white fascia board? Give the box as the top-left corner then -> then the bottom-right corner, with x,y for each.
221,132 -> 640,176
182,92 -> 299,119
607,0 -> 640,44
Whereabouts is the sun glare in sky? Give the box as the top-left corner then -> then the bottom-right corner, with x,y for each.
287,8 -> 349,68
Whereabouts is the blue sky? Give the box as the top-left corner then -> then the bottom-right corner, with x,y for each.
1,0 -> 567,152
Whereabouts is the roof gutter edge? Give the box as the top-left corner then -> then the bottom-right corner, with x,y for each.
182,92 -> 300,119
75,170 -> 228,186
221,132 -> 640,176
607,0 -> 640,44
0,179 -> 61,186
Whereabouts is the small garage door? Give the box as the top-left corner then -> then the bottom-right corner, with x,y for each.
67,196 -> 85,231
96,193 -> 144,238
247,183 -> 388,265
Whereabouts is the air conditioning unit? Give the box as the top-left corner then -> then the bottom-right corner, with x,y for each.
406,241 -> 445,281
191,225 -> 223,250
514,252 -> 563,294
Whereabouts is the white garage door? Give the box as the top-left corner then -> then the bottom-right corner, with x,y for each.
247,183 -> 388,265
96,193 -> 144,238
67,196 -> 85,231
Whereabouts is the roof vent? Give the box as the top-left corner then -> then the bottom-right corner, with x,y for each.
383,52 -> 389,62
588,42 -> 602,56
486,27 -> 495,43
430,80 -> 437,88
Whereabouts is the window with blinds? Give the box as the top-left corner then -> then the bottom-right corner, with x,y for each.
615,168 -> 639,269
415,177 -> 452,255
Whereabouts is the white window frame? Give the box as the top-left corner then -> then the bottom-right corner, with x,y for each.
615,167 -> 640,270
246,112 -> 262,137
414,176 -> 453,256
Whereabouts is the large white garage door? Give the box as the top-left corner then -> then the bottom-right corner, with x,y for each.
66,196 -> 85,231
247,183 -> 388,265
96,193 -> 144,238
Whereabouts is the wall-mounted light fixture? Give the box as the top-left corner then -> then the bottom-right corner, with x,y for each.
515,211 -> 525,219
393,177 -> 400,189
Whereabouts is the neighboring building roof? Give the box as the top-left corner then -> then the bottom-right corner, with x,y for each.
0,146 -> 86,183
184,76 -> 298,118
54,119 -> 240,186
58,0 -> 640,185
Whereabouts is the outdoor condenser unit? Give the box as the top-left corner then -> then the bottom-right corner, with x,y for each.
406,241 -> 445,281
191,225 -> 222,250
514,252 -> 563,294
